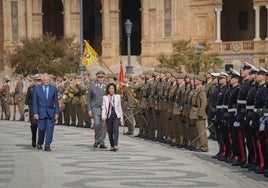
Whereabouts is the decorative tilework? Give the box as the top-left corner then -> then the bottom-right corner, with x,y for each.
164,0 -> 172,37
11,1 -> 18,41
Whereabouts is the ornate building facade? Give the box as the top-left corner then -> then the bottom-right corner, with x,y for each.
0,0 -> 268,72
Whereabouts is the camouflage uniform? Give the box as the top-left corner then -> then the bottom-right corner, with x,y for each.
14,75 -> 25,121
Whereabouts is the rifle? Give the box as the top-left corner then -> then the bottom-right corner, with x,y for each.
13,97 -> 16,121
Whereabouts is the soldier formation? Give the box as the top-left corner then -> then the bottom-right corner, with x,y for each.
0,62 -> 268,177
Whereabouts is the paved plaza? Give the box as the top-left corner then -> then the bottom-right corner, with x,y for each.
0,120 -> 267,188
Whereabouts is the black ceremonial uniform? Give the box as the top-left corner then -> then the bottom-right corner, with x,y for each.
25,85 -> 38,147
251,82 -> 267,173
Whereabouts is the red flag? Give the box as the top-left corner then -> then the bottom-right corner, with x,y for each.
119,60 -> 124,83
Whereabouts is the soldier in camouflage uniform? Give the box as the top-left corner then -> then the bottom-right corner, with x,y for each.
173,73 -> 186,147
136,71 -> 152,137
72,75 -> 86,127
14,74 -> 25,121
184,74 -> 196,149
189,75 -> 208,152
155,68 -> 167,141
123,75 -> 138,135
83,71 -> 92,128
205,72 -> 216,140
56,77 -> 65,125
147,68 -> 160,139
165,71 -> 178,144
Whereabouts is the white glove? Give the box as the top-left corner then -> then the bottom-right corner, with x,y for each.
233,121 -> 240,127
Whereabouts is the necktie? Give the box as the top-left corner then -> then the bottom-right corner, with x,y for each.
45,86 -> 48,100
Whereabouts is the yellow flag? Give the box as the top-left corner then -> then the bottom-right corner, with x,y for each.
82,40 -> 97,66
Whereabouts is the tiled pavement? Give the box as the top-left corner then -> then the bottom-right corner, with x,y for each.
0,120 -> 267,188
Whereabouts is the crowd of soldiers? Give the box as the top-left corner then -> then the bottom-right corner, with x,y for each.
0,62 -> 268,178
122,63 -> 268,178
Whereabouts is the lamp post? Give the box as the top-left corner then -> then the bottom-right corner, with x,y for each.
196,44 -> 204,74
125,19 -> 133,74
79,0 -> 85,77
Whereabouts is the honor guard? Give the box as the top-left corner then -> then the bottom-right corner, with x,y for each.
25,74 -> 42,147
212,72 -> 229,159
0,78 -> 11,120
249,67 -> 268,174
205,71 -> 217,140
227,69 -> 242,166
245,65 -> 259,169
14,74 -> 25,121
189,74 -> 208,152
173,73 -> 186,147
166,72 -> 178,145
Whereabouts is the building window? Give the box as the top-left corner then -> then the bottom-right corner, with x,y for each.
239,11 -> 248,30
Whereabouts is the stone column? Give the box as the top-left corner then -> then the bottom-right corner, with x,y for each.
215,8 -> 222,43
141,0 -> 149,38
102,0 -> 110,42
32,0 -> 43,37
25,0 -> 33,37
266,5 -> 268,40
254,6 -> 261,41
62,0 -> 71,36
3,0 -> 11,43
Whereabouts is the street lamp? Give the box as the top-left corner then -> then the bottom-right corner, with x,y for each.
125,19 -> 133,74
79,0 -> 85,77
196,44 -> 205,74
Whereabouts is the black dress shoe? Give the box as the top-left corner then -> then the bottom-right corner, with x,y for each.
99,145 -> 107,149
240,163 -> 249,168
44,147 -> 51,152
124,131 -> 134,135
195,149 -> 207,152
93,142 -> 99,148
254,166 -> 265,174
37,144 -> 42,150
32,142 -> 36,148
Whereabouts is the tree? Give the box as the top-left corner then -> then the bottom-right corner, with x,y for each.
8,34 -> 80,76
157,40 -> 223,74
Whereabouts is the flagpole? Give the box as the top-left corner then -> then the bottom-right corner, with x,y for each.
79,0 -> 85,77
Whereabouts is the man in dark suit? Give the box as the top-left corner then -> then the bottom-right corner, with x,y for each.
25,74 -> 42,147
33,74 -> 60,151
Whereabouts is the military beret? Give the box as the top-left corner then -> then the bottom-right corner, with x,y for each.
198,72 -> 206,76
143,70 -> 154,76
165,68 -> 174,74
96,70 -> 105,77
177,73 -> 185,79
186,73 -> 195,79
3,77 -> 10,82
125,74 -> 132,79
83,70 -> 91,75
195,74 -> 206,82
105,73 -> 114,78
16,74 -> 23,79
154,67 -> 161,72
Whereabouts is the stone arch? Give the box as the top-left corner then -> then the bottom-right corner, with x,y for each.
120,0 -> 141,55
221,0 -> 254,41
83,0 -> 102,55
42,0 -> 64,38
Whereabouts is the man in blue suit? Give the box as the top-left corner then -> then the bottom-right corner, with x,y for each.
33,74 -> 60,151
